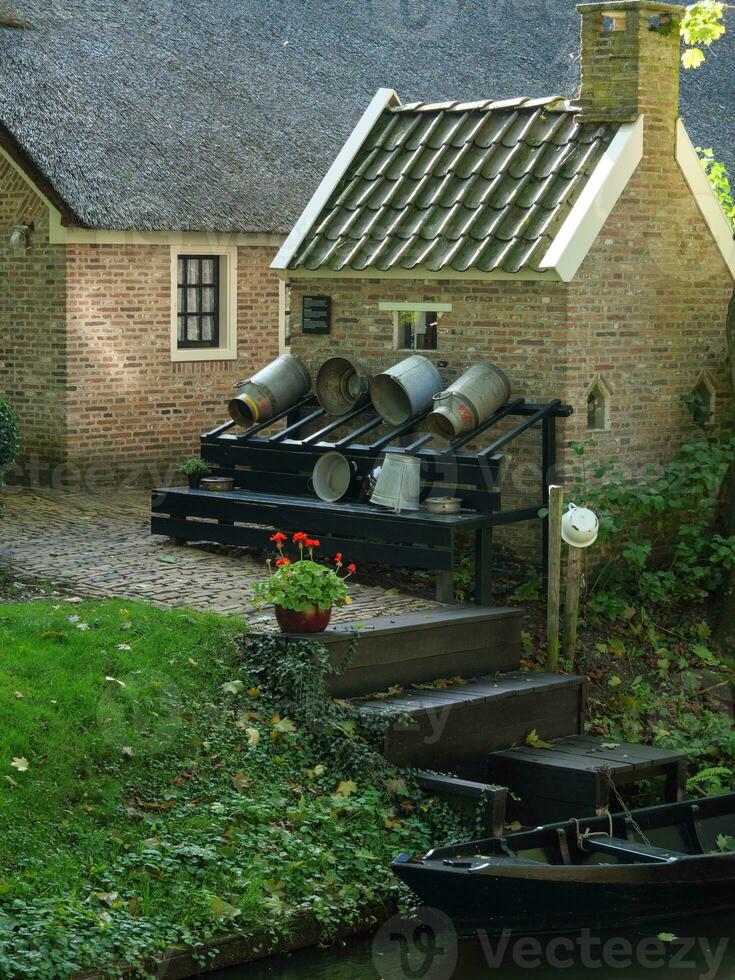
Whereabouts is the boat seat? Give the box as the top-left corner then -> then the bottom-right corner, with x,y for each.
580,835 -> 684,864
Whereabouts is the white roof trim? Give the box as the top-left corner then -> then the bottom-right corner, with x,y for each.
271,87 -> 400,271
676,119 -> 735,281
539,115 -> 644,282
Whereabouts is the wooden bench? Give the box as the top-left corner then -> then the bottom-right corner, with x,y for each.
151,396 -> 571,604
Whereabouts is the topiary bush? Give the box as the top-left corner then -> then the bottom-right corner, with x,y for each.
0,400 -> 20,515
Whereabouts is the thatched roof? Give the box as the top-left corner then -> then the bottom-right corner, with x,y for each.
0,0 -> 733,234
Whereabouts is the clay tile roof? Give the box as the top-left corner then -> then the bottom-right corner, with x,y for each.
289,98 -> 618,275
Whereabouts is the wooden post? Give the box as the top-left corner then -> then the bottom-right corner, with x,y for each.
563,545 -> 584,667
546,485 -> 564,672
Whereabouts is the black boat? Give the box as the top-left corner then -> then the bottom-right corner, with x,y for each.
392,793 -> 735,936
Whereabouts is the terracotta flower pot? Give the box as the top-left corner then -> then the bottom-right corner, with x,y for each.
275,604 -> 332,634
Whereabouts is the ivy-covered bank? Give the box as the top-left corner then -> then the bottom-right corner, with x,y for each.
0,599 -> 463,979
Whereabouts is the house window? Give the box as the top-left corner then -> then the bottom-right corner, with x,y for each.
587,380 -> 610,431
177,255 -> 220,348
397,310 -> 439,350
378,301 -> 452,351
170,246 -> 238,362
690,375 -> 716,426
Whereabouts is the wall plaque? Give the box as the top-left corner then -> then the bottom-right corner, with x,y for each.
302,295 -> 331,335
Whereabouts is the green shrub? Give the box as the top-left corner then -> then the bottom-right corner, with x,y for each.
569,427 -> 735,611
0,400 -> 20,515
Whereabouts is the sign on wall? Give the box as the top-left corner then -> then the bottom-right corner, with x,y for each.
302,295 -> 331,335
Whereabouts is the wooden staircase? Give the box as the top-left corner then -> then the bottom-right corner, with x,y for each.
274,605 -> 686,830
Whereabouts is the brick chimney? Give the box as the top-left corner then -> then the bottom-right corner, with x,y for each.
576,1 -> 685,131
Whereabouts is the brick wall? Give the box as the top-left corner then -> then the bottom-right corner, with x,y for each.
65,244 -> 280,485
0,155 -> 67,481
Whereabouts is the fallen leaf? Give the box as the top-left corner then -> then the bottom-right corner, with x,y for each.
95,891 -> 119,906
105,676 -> 126,688
117,643 -> 132,651
221,680 -> 245,695
209,896 -> 241,920
526,730 -> 555,750
334,779 -> 357,798
231,772 -> 251,793
10,757 -> 29,772
121,746 -> 134,757
4,775 -> 19,788
245,727 -> 260,748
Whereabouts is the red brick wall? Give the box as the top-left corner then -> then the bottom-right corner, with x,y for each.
0,155 -> 67,481
65,244 -> 280,485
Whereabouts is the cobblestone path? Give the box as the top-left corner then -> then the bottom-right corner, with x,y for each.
0,488 -> 435,621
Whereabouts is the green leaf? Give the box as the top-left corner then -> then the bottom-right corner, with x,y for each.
682,47 -> 706,69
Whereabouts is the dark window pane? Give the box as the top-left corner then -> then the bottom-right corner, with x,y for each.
176,255 -> 221,349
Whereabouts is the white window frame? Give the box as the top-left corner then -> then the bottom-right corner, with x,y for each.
170,245 -> 238,362
378,301 -> 452,350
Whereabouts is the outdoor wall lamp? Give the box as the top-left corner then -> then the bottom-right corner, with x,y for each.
8,222 -> 33,250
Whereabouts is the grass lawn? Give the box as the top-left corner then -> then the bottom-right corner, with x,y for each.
0,599 -> 440,979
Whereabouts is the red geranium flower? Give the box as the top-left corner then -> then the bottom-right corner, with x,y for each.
347,563 -> 357,574
305,538 -> 320,549
270,532 -> 287,543
292,532 -> 308,543
334,552 -> 343,563
275,557 -> 291,567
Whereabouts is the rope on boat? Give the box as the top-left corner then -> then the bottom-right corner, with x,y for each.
572,812 -> 613,851
572,767 -> 654,849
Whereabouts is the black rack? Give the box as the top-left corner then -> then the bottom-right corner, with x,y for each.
201,394 -> 572,564
153,395 -> 572,604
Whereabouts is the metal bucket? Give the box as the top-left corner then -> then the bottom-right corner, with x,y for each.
228,354 -> 311,427
427,362 -> 511,440
370,355 -> 443,426
370,454 -> 421,512
315,356 -> 371,416
311,452 -> 355,502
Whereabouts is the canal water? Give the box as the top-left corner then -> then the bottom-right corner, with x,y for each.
213,915 -> 735,980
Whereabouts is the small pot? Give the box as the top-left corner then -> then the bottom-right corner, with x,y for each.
275,604 -> 332,634
200,476 -> 235,492
187,474 -> 202,489
424,496 -> 462,514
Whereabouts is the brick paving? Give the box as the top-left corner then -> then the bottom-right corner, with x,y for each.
0,487 -> 435,621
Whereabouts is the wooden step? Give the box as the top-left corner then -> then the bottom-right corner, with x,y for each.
355,671 -> 585,778
262,605 -> 523,698
414,771 -> 508,837
486,734 -> 689,824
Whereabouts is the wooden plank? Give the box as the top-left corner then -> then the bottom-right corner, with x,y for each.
152,489 -> 457,546
414,772 -> 508,837
382,685 -> 583,776
563,545 -> 584,665
151,517 -> 454,570
202,440 -> 502,489
550,736 -> 687,770
153,487 -> 491,534
546,485 -> 564,671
